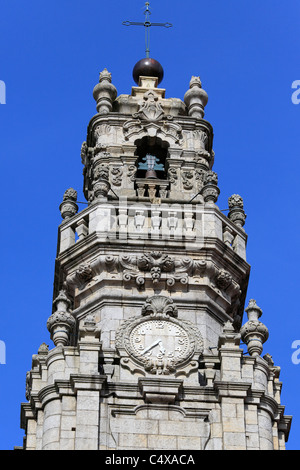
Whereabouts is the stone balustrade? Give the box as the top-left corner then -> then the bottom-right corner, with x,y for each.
58,202 -> 247,260
135,178 -> 170,199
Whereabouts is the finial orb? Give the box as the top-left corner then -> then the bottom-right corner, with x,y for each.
133,58 -> 164,85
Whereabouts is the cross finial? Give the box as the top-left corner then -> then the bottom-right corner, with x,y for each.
123,2 -> 172,58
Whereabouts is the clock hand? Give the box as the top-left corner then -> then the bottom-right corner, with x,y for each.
141,339 -> 162,355
158,341 -> 166,355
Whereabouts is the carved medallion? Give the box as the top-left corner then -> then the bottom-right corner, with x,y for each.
116,295 -> 203,376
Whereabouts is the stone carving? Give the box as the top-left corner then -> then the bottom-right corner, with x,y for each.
181,170 -> 194,190
141,295 -> 178,318
66,264 -> 93,290
137,252 -> 175,283
201,171 -> 220,203
80,141 -> 88,165
127,164 -> 137,181
123,119 -> 182,147
228,194 -> 244,208
240,299 -> 269,356
59,188 -> 78,220
167,166 -> 178,184
228,194 -> 247,228
47,290 -> 76,347
110,167 -> 123,186
133,90 -> 165,122
194,129 -> 208,146
93,68 -> 117,114
117,253 -> 206,288
184,76 -> 208,119
119,255 -> 145,286
116,295 -> 204,376
215,269 -> 233,290
93,162 -> 109,180
93,162 -> 111,199
79,314 -> 101,342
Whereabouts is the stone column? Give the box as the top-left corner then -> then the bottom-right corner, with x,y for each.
41,394 -> 62,450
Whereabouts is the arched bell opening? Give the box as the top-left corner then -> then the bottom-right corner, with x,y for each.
133,136 -> 170,199
134,136 -> 169,180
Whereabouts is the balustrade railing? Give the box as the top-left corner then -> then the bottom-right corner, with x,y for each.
58,201 -> 247,260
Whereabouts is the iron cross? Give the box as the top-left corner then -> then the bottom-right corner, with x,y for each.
123,2 -> 172,58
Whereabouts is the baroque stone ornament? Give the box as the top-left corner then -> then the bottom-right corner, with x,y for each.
141,295 -> 178,318
201,171 -> 220,203
93,68 -> 117,114
47,290 -> 76,347
240,299 -> 269,356
228,194 -> 247,228
59,188 -> 78,220
66,263 -> 93,290
92,162 -> 111,199
133,89 -> 165,121
137,252 -> 175,284
184,76 -> 208,119
79,314 -> 101,342
116,295 -> 203,376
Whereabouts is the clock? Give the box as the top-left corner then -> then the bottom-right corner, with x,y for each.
115,295 -> 204,375
130,319 -> 190,363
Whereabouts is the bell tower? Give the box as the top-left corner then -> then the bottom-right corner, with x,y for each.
19,33 -> 292,450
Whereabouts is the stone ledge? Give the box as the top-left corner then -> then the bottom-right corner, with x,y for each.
138,377 -> 183,404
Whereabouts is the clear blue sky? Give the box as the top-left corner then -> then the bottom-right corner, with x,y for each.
0,0 -> 299,450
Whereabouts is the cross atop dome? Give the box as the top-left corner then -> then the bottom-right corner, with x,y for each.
122,2 -> 172,58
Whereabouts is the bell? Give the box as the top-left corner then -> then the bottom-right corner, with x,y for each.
145,154 -> 158,179
145,169 -> 158,179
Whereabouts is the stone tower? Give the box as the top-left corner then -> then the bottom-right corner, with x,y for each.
20,57 -> 292,451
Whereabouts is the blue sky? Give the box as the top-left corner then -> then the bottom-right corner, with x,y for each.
0,0 -> 299,450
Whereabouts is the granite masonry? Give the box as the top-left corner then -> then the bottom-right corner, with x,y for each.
19,60 -> 292,450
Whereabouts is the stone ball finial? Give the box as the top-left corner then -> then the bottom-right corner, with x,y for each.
132,58 -> 164,85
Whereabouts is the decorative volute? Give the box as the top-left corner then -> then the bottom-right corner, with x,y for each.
93,68 -> 117,114
184,76 -> 208,119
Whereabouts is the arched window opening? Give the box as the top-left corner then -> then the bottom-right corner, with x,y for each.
133,137 -> 170,199
134,138 -> 169,180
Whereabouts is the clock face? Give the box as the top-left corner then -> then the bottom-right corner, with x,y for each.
129,319 -> 190,364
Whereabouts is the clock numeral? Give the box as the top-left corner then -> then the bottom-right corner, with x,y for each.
175,347 -> 183,355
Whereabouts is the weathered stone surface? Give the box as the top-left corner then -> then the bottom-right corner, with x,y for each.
19,63 -> 291,451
